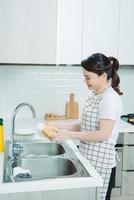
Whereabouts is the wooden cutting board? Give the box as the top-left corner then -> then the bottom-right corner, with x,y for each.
65,93 -> 79,119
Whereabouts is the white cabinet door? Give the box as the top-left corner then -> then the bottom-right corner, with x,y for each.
123,146 -> 134,170
124,133 -> 134,145
82,0 -> 120,59
0,0 -> 57,64
118,0 -> 134,64
122,171 -> 134,195
56,0 -> 83,64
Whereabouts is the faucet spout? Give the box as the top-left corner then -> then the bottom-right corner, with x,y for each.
10,103 -> 36,160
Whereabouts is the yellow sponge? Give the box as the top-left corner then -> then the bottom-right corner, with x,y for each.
43,125 -> 59,139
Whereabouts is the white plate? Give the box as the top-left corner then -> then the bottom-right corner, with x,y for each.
15,129 -> 36,136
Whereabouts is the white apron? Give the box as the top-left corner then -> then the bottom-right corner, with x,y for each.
79,92 -> 116,200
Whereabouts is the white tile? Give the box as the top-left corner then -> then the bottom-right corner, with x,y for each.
0,65 -> 134,122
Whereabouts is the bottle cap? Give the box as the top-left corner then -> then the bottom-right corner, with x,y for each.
0,118 -> 3,125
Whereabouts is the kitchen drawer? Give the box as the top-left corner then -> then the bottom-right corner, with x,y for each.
111,187 -> 121,196
123,146 -> 134,170
124,133 -> 134,145
122,171 -> 134,195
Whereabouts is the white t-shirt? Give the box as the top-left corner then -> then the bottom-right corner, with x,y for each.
99,86 -> 123,145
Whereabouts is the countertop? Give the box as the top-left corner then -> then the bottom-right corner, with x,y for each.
119,119 -> 134,133
0,119 -> 134,194
0,133 -> 103,194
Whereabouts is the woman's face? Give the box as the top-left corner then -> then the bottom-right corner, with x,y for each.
83,69 -> 105,91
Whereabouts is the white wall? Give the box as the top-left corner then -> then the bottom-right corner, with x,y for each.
0,65 -> 133,120
0,65 -> 133,139
0,66 -> 88,120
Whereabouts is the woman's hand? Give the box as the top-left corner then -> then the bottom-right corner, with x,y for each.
43,125 -> 59,139
52,129 -> 71,141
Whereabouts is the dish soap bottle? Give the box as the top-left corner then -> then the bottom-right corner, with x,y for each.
0,118 -> 4,152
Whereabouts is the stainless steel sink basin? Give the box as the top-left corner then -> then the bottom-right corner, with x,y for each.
4,157 -> 78,182
19,142 -> 65,157
11,157 -> 77,181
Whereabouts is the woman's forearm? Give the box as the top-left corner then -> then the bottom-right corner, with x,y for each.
70,130 -> 109,142
69,119 -> 115,142
52,119 -> 114,142
56,122 -> 81,131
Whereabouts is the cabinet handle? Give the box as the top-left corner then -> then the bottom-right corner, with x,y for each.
116,153 -> 121,162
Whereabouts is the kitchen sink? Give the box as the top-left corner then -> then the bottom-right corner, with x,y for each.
17,141 -> 65,157
3,140 -> 90,183
10,157 -> 77,182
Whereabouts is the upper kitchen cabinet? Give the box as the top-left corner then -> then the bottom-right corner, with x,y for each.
118,0 -> 134,65
82,0 -> 120,59
56,0 -> 83,64
0,0 -> 57,64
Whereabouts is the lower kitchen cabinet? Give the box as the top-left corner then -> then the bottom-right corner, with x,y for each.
111,133 -> 134,199
123,146 -> 134,170
111,196 -> 134,200
122,171 -> 134,196
0,188 -> 98,200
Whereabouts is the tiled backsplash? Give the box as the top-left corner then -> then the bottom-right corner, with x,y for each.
0,65 -> 134,121
118,66 -> 134,115
0,65 -> 89,120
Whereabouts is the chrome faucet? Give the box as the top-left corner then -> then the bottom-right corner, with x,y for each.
9,103 -> 36,160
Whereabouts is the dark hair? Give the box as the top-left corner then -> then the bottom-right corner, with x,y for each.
81,53 -> 123,95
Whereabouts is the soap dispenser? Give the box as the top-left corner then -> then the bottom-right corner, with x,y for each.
0,118 -> 4,152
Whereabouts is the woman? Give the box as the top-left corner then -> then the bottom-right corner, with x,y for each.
51,53 -> 123,200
